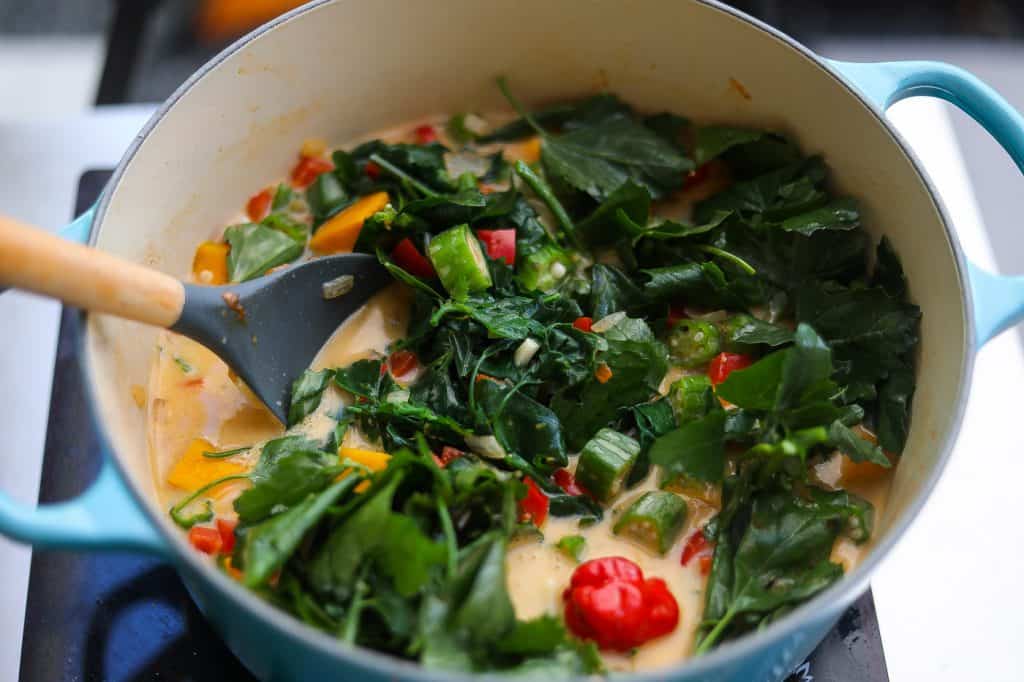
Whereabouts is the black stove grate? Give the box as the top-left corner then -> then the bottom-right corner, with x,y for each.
17,169 -> 889,682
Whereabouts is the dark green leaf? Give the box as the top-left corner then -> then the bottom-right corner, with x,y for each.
649,411 -> 727,484
288,369 -> 334,426
239,477 -> 357,586
541,116 -> 693,201
475,378 -> 567,471
234,437 -> 339,523
872,236 -> 908,298
877,365 -> 915,454
693,126 -> 764,166
779,198 -> 860,236
575,180 -> 650,246
829,421 -> 890,467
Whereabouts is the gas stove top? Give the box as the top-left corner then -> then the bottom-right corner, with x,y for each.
17,170 -> 890,682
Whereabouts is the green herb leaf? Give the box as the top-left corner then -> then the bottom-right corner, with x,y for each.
829,421 -> 890,467
288,369 -> 334,426
225,222 -> 304,282
649,411 -> 727,484
555,535 -> 586,562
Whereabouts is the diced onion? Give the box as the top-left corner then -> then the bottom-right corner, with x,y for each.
385,390 -> 410,404
514,338 -> 541,367
465,434 -> 506,459
322,274 -> 354,300
445,151 -> 491,177
550,261 -> 568,279
591,311 -> 626,333
462,113 -> 489,136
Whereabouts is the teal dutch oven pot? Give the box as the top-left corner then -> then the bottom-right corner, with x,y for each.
5,1 -> 1024,679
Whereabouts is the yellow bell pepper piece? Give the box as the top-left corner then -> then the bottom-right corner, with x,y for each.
192,241 -> 229,285
518,136 -> 542,164
309,192 -> 390,254
168,438 -> 246,494
339,446 -> 391,492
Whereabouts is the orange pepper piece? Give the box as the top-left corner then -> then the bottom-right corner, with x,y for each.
168,438 -> 246,494
308,192 -> 390,254
192,241 -> 229,285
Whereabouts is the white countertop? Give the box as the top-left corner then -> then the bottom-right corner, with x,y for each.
1,97 -> 1022,681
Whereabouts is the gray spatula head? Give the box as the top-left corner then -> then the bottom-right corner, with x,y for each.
171,254 -> 390,424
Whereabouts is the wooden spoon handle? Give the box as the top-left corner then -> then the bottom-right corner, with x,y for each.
0,215 -> 185,328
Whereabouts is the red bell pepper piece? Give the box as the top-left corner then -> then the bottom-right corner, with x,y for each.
562,556 -> 679,650
475,229 -> 516,266
390,238 -> 436,279
667,303 -> 687,328
188,526 -> 223,555
680,530 -> 714,576
518,478 -> 549,526
708,352 -> 753,385
553,468 -> 585,496
388,350 -> 418,378
414,124 -> 437,144
290,156 -> 334,189
216,518 -> 237,554
364,160 -> 381,179
246,188 -> 272,222
433,446 -> 464,468
683,163 -> 711,190
572,316 -> 593,333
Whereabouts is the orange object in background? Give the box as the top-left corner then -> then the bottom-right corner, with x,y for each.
196,0 -> 307,43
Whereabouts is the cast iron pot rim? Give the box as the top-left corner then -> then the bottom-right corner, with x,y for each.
87,0 -> 975,678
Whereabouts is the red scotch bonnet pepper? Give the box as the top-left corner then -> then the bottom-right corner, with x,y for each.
562,556 -> 679,650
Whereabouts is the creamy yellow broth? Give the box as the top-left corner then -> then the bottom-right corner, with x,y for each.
148,117 -> 894,672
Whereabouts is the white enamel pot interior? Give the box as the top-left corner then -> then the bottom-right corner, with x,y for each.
84,0 -> 970,680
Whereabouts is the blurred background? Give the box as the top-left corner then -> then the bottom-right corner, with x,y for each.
2,0 -> 1022,111
1,0 -> 1022,253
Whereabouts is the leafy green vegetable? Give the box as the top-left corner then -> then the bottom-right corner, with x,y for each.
182,84 -> 924,665
234,436 -> 342,523
693,126 -> 764,166
239,477 -> 358,587
306,172 -> 350,222
309,473 -> 446,599
697,490 -> 868,652
552,316 -> 668,449
498,78 -> 692,201
475,378 -> 567,472
829,421 -> 890,467
288,369 -> 334,426
649,411 -> 727,484
224,222 -> 304,282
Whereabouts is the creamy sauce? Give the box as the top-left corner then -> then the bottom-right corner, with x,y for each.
508,465 -> 718,671
149,284 -> 409,515
147,118 -> 895,672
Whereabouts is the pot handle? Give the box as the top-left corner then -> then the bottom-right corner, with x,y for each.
0,207 -> 169,555
827,58 -> 1024,346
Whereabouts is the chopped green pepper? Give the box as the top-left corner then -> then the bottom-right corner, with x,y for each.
427,224 -> 493,300
575,428 -> 641,502
717,314 -> 758,354
667,320 -> 721,367
556,535 -> 586,562
613,490 -> 687,555
306,172 -> 349,221
669,374 -> 716,423
518,244 -> 572,292
271,183 -> 293,212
